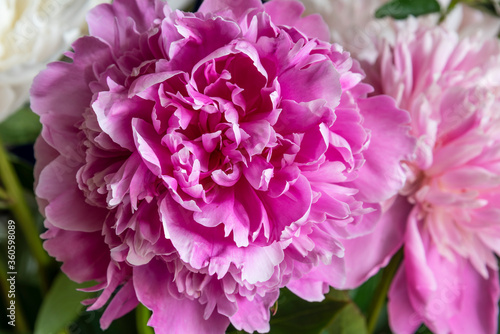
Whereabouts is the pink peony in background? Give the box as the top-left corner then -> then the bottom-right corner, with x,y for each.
31,0 -> 413,332
341,19 -> 500,334
299,0 -> 500,63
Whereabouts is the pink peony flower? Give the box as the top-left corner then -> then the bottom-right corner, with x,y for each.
32,0 -> 412,332
343,21 -> 500,333
299,0 -> 500,63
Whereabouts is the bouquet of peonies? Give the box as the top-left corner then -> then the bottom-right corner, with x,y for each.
0,0 -> 499,333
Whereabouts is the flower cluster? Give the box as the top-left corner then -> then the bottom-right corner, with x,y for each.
32,0 -> 413,332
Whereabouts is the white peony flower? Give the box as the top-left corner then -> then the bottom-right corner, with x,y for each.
0,0 -> 99,122
0,0 -> 196,123
300,0 -> 392,62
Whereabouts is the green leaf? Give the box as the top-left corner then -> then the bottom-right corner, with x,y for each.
34,272 -> 94,334
0,105 -> 42,146
9,152 -> 35,190
136,303 -> 154,334
350,271 -> 382,314
321,303 -> 367,334
375,0 -> 441,19
269,289 -> 367,334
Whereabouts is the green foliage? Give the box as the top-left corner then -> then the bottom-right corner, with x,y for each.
0,106 -> 41,146
268,289 -> 367,334
375,0 -> 441,19
136,304 -> 155,334
320,303 -> 367,334
34,272 -> 95,334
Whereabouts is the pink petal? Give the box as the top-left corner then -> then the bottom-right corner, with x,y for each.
31,36 -> 114,155
230,292 -> 279,333
37,156 -> 107,232
287,256 -> 346,299
100,280 -> 139,329
198,0 -> 263,20
87,0 -> 166,51
341,196 -> 412,289
279,58 -> 341,106
349,95 -> 414,202
388,267 -> 423,334
264,0 -> 329,41
42,226 -> 109,283
134,258 -> 230,334
449,265 -> 499,334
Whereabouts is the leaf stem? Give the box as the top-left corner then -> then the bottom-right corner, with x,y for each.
0,138 -> 51,292
136,303 -> 155,334
366,248 -> 403,334
0,186 -> 8,200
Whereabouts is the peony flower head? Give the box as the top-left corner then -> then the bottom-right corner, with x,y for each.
342,20 -> 500,333
299,0 -> 500,63
0,0 -> 111,122
32,0 -> 413,332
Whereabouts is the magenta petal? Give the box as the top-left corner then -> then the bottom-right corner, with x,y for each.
230,292 -> 279,333
129,71 -> 185,97
94,91 -> 153,151
31,37 -> 114,155
260,175 -> 313,234
264,0 -> 329,41
389,206 -> 500,333
243,155 -> 274,191
287,256 -> 346,299
100,280 -> 139,329
194,182 -> 270,247
107,152 -> 142,207
279,59 -> 341,106
42,226 -> 109,283
263,0 -> 305,26
37,156 -> 107,232
275,99 -> 333,134
211,166 -> 242,187
390,250 -> 500,334
132,118 -> 169,176
349,96 -> 414,202
323,202 -> 379,240
294,14 -> 330,42
402,210 -> 440,312
449,265 -> 499,334
198,0 -> 263,19
201,131 -> 222,153
286,278 -> 329,302
388,267 -> 423,334
34,137 -> 59,214
240,120 -> 274,156
161,194 -> 284,283
134,258 -> 230,334
295,124 -> 329,164
307,183 -> 356,223
341,196 -> 412,289
87,0 -> 166,50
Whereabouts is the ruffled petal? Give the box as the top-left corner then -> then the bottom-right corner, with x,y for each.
134,258 -> 230,334
349,95 -> 414,203
341,196 -> 412,289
